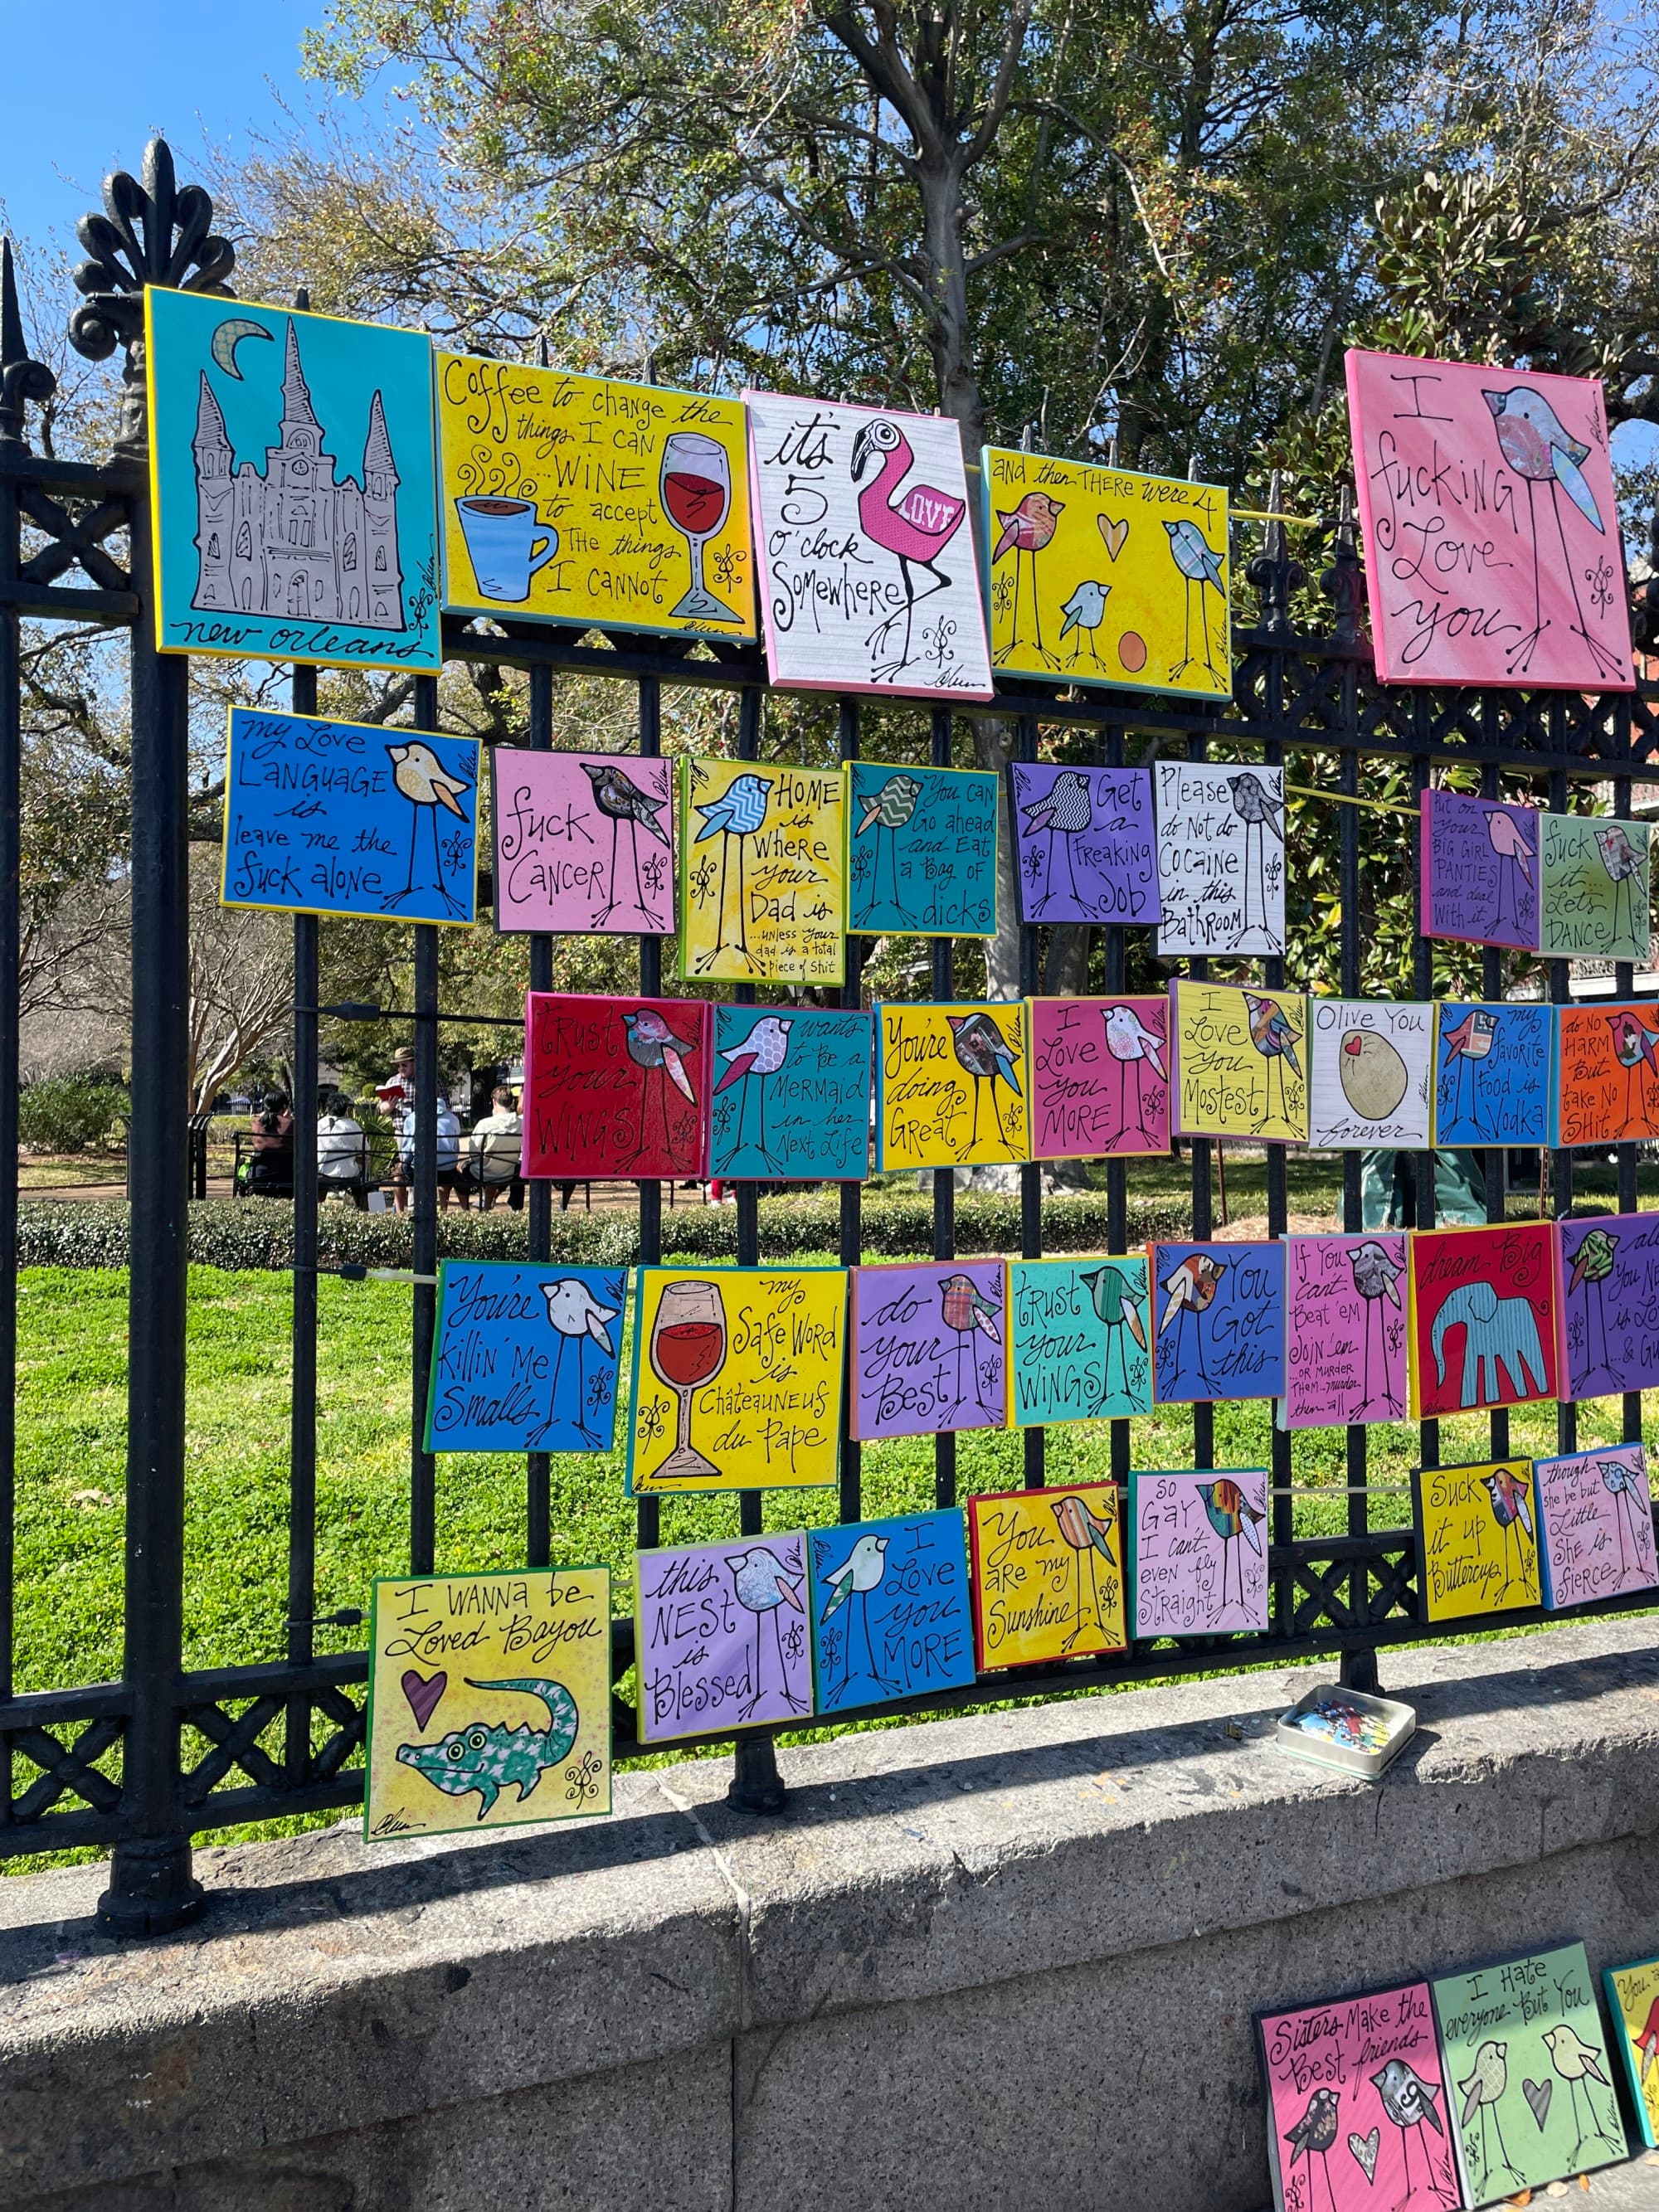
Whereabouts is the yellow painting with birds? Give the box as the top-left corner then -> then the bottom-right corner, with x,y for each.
874,1001 -> 1031,1170
981,446 -> 1231,699
969,1480 -> 1128,1669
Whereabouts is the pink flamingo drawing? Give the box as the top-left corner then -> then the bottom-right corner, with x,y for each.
849,418 -> 967,681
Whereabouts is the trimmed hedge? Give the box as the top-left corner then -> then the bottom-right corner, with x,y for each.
17,1190 -> 1197,1271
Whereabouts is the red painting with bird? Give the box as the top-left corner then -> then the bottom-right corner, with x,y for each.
523,990 -> 711,1181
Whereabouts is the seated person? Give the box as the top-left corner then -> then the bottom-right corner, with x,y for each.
397,1090 -> 466,1209
246,1092 -> 294,1196
467,1086 -> 525,1212
316,1093 -> 368,1205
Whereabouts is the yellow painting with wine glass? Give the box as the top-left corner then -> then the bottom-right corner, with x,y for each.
625,1266 -> 847,1495
434,353 -> 757,641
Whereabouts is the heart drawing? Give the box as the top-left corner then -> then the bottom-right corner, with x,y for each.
1346,2127 -> 1379,2183
401,1669 -> 447,1729
1522,2075 -> 1553,2129
1097,514 -> 1130,562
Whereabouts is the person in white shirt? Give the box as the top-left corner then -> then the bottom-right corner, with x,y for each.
395,1089 -> 465,1210
316,1094 -> 367,1206
468,1086 -> 525,1212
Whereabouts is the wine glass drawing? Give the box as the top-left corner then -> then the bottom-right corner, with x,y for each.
648,1279 -> 727,1480
660,432 -> 736,623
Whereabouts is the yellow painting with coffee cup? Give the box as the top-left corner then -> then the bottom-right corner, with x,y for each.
435,354 -> 757,640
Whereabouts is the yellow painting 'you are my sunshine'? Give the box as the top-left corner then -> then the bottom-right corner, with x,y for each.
435,354 -> 757,641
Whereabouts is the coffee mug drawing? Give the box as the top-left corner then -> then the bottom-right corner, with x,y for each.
455,497 -> 559,602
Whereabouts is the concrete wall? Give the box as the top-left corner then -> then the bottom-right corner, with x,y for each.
2,1615 -> 1658,2212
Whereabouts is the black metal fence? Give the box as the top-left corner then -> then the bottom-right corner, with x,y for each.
4,139 -> 1659,1935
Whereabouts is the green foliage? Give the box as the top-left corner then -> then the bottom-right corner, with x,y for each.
17,1077 -> 128,1155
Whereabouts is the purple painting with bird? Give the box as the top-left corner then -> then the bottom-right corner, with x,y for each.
849,1261 -> 1008,1439
1347,348 -> 1634,692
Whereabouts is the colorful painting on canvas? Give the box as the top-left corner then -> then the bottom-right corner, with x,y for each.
365,1566 -> 611,1840
708,1005 -> 870,1183
1407,1223 -> 1558,1417
1433,1001 -> 1554,1147
849,1261 -> 1008,1439
846,762 -> 997,936
635,1532 -> 811,1743
221,706 -> 477,925
1009,763 -> 1160,925
146,289 -> 441,671
1151,1239 -> 1287,1404
1346,347 -> 1635,691
625,1267 -> 844,1495
745,391 -> 994,699
491,748 -> 674,936
1557,1003 -> 1659,1147
1307,998 -> 1434,1150
522,990 -> 709,1181
1258,1979 -> 1462,2212
1413,1458 -> 1541,1621
1539,812 -> 1652,962
873,1001 -> 1029,1170
1603,1957 -> 1659,2151
969,1480 -> 1127,1670
981,447 -> 1231,700
435,356 -> 755,639
425,1262 -> 627,1453
1029,994 -> 1170,1159
1155,761 -> 1286,956
1130,1468 -> 1269,1635
1282,1232 -> 1409,1428
1420,787 -> 1540,951
809,1510 -> 975,1713
1534,1441 -> 1658,1609
1171,981 -> 1308,1142
678,758 -> 845,985
1558,1211 -> 1659,1399
1433,1943 -> 1626,2205
1009,1257 -> 1152,1423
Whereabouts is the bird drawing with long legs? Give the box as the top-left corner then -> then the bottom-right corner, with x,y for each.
1058,580 -> 1112,671
691,771 -> 770,975
851,418 -> 967,682
712,1014 -> 794,1174
581,761 -> 670,927
1347,1239 -> 1405,1419
1157,1253 -> 1228,1398
1543,2017 -> 1623,2164
946,1012 -> 1023,1158
1483,806 -> 1535,940
1458,2039 -> 1522,2198
1195,1478 -> 1265,1619
1483,385 -> 1627,682
1597,1456 -> 1651,1587
1101,1004 -> 1166,1149
819,1533 -> 895,1704
384,741 -> 472,917
619,1009 -> 698,1170
1282,2087 -> 1341,2212
1050,1493 -> 1117,1653
1634,1991 -> 1659,2095
854,772 -> 922,924
1438,1009 -> 1500,1141
1607,1009 -> 1659,1136
1481,1465 -> 1536,1602
1370,2058 -> 1457,2208
1078,1265 -> 1149,1410
939,1271 -> 1001,1421
727,1546 -> 808,1722
1594,824 -> 1648,954
1164,518 -> 1226,685
1243,992 -> 1301,1135
991,491 -> 1065,666
1565,1228 -> 1618,1393
1227,773 -> 1284,945
537,1278 -> 620,1448
1019,770 -> 1094,916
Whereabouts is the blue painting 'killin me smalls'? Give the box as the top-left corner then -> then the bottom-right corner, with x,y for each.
708,1005 -> 872,1182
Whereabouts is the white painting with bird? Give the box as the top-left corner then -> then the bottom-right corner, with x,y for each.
1155,761 -> 1287,956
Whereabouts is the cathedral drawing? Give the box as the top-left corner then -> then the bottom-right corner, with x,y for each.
192,320 -> 406,631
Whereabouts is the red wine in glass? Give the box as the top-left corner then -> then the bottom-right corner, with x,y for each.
653,1320 -> 725,1388
663,473 -> 727,537
661,430 -> 734,621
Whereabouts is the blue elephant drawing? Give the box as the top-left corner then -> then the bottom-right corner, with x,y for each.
1430,1280 -> 1548,1407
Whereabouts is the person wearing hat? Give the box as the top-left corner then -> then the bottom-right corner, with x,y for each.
377,1047 -> 418,1213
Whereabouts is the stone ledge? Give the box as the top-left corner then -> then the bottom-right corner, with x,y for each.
0,1615 -> 1656,2207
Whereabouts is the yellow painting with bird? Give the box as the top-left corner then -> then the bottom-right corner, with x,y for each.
970,1480 -> 1127,1669
1412,1458 -> 1542,1621
874,1001 -> 1031,1169
1604,1956 -> 1659,2149
980,446 -> 1231,699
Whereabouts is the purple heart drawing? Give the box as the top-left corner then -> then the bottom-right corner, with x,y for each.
401,1669 -> 446,1729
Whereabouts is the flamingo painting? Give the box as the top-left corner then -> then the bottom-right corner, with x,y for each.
851,418 -> 967,682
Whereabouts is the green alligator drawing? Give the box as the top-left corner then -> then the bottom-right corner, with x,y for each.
397,1676 -> 580,1820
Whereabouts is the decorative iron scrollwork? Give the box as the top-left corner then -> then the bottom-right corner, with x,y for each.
0,236 -> 56,450
67,137 -> 234,459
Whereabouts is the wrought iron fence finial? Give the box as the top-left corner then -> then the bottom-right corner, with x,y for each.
0,236 -> 56,450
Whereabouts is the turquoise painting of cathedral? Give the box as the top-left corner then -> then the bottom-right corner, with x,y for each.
145,289 -> 442,673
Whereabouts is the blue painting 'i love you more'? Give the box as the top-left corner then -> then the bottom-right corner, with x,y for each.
425,1262 -> 627,1453
221,706 -> 479,924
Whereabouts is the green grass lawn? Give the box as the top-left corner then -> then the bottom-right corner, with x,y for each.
12,1261 -> 1652,1870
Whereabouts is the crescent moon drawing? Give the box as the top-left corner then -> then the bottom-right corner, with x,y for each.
209,318 -> 275,379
